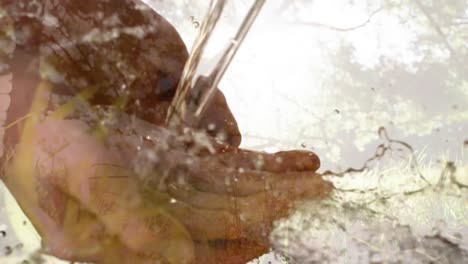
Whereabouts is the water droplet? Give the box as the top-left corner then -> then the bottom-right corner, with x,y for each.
177,175 -> 186,185
207,123 -> 216,131
111,30 -> 119,38
216,131 -> 227,142
145,151 -> 158,162
4,246 -> 12,255
239,213 -> 247,222
255,155 -> 265,170
190,16 -> 200,28
230,39 -> 239,46
170,198 -> 177,204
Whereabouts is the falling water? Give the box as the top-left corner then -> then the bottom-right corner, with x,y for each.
166,0 -> 266,130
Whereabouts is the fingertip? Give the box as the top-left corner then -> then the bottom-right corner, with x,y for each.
297,151 -> 321,171
275,150 -> 321,172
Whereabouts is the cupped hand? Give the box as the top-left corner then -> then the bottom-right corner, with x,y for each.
2,1 -> 333,263
4,110 -> 332,264
110,112 -> 332,244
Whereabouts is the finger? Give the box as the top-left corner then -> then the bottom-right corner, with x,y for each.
163,199 -> 242,241
182,162 -> 328,196
272,150 -> 321,172
167,175 -> 332,211
66,237 -> 179,264
142,181 -> 275,242
90,236 -> 173,264
204,149 -> 320,173
164,176 -> 333,241
167,183 -> 231,210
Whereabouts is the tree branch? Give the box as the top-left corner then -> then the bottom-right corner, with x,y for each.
294,6 -> 383,32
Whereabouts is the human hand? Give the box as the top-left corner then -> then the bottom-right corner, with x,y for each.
3,107 -> 332,264
94,111 -> 333,263
2,1 -> 333,262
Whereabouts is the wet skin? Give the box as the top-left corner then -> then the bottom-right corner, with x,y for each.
0,1 -> 333,263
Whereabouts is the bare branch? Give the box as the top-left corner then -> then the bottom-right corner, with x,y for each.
294,7 -> 383,32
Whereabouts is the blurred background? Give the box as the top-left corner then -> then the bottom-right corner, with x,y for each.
1,0 -> 467,263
